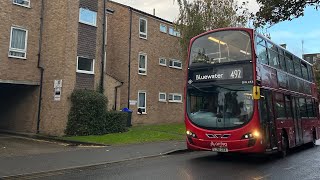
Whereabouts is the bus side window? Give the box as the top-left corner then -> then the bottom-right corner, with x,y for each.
306,99 -> 314,118
267,43 -> 280,68
275,93 -> 286,119
299,98 -> 308,118
279,49 -> 287,72
285,53 -> 295,75
301,63 -> 308,81
285,95 -> 293,118
255,36 -> 268,65
293,57 -> 302,78
307,64 -> 314,82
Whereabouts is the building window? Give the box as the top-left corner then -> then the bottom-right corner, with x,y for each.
168,27 -> 180,37
13,0 -> 30,7
9,27 -> 28,59
175,31 -> 181,37
159,92 -> 166,102
77,57 -> 95,74
169,59 -> 182,69
138,91 -> 147,113
139,18 -> 147,39
159,58 -> 166,66
160,24 -> 167,33
169,27 -> 174,35
139,53 -> 147,75
79,8 -> 97,26
169,93 -> 182,103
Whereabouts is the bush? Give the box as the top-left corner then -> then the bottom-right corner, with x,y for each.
65,89 -> 108,136
105,111 -> 128,133
65,89 -> 128,136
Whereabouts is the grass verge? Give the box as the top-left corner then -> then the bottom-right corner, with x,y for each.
61,123 -> 185,145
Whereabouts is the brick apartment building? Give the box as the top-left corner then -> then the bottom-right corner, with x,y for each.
106,1 -> 185,125
0,0 -> 184,136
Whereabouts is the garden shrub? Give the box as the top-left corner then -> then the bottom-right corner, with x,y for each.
105,111 -> 128,133
65,89 -> 128,136
65,89 -> 108,136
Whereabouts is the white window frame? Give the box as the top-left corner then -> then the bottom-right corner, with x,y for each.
76,56 -> 95,74
138,53 -> 147,75
9,26 -> 28,59
168,93 -> 182,103
138,91 -> 147,114
169,59 -> 182,69
160,24 -> 167,33
159,92 -> 166,102
139,18 -> 147,39
79,8 -> 97,27
13,0 -> 30,8
159,58 -> 166,66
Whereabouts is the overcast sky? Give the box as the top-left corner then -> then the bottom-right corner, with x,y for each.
113,0 -> 320,57
113,0 -> 260,22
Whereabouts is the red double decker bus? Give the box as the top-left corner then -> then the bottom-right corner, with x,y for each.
185,27 -> 320,156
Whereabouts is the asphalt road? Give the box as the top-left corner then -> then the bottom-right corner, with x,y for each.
19,144 -> 320,180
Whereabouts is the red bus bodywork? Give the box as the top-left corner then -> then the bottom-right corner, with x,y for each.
185,27 -> 320,154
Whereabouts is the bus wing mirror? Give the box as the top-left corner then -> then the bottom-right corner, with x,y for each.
253,86 -> 260,100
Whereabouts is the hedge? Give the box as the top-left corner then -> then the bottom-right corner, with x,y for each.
105,111 -> 128,133
65,89 -> 128,136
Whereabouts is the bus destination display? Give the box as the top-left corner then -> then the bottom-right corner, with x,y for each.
192,67 -> 244,82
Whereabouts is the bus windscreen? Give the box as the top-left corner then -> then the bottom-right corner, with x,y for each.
190,30 -> 252,66
187,84 -> 253,130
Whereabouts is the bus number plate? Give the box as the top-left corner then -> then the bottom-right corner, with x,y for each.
212,147 -> 228,152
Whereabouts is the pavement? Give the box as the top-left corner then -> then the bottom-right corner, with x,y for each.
0,132 -> 187,178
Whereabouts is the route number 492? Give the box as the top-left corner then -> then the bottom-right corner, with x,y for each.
230,69 -> 242,79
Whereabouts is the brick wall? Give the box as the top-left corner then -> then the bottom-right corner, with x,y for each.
76,0 -> 99,90
75,74 -> 95,90
0,0 -> 41,83
39,0 -> 80,136
107,2 -> 185,125
106,2 -> 131,109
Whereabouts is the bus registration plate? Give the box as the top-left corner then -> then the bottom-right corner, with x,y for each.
212,147 -> 228,152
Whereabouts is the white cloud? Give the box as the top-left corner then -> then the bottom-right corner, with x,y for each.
113,0 -> 259,22
113,0 -> 179,22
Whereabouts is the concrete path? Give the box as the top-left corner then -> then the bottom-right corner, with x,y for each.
0,134 -> 187,178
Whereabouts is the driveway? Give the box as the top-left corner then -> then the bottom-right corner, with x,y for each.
0,133 -> 84,158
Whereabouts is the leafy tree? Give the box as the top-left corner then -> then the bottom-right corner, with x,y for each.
254,0 -> 320,27
314,60 -> 320,93
174,0 -> 250,59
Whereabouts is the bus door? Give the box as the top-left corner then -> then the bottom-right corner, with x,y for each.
260,90 -> 277,149
292,97 -> 303,145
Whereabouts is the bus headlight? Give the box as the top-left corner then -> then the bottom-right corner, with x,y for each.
252,131 -> 260,138
186,130 -> 197,138
242,131 -> 260,139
